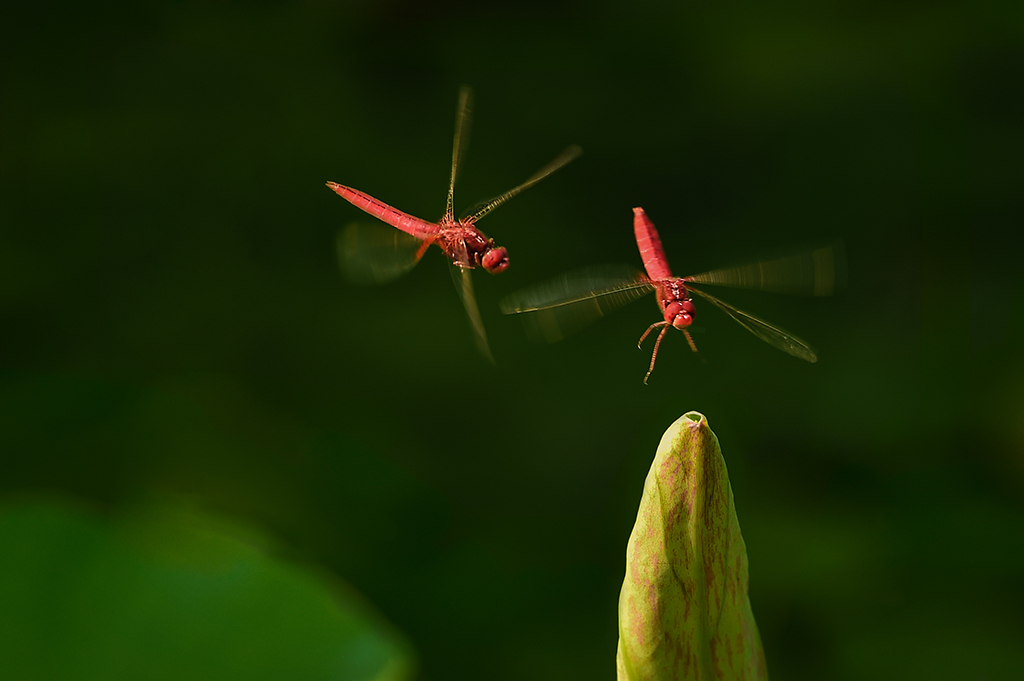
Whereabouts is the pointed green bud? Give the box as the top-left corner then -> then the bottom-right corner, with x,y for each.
617,412 -> 768,681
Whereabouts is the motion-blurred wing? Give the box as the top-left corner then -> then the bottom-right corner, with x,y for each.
449,262 -> 494,363
462,145 -> 582,222
445,86 -> 473,221
685,241 -> 845,296
336,222 -> 424,284
499,265 -> 653,343
687,284 -> 818,362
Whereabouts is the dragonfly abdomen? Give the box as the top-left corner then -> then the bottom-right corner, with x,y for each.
633,207 -> 673,281
326,182 -> 437,239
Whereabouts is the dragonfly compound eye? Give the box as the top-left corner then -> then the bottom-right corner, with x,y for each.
664,300 -> 694,329
482,247 -> 510,274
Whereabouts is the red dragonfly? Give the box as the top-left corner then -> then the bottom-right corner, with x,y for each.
501,207 -> 842,383
327,87 -> 580,361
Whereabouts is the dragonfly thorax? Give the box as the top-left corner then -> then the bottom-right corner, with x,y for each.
436,226 -> 509,273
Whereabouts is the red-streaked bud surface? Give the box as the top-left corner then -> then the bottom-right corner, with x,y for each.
617,412 -> 767,681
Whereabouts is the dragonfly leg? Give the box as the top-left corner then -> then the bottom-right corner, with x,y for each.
643,325 -> 671,385
637,320 -> 667,349
683,329 -> 707,365
683,329 -> 698,354
415,237 -> 435,262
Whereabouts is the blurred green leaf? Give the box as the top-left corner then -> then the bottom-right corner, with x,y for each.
617,412 -> 767,681
0,498 -> 414,681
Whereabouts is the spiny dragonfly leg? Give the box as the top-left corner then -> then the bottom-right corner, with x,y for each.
415,238 -> 434,262
683,329 -> 707,365
637,320 -> 667,349
682,329 -> 698,354
638,321 -> 670,384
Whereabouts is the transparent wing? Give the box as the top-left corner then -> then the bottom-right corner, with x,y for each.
463,145 -> 582,222
336,222 -> 424,285
687,284 -> 818,362
446,86 -> 473,222
684,240 -> 845,296
449,262 -> 494,363
499,265 -> 654,343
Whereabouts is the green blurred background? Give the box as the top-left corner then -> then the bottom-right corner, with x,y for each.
3,1 -> 1023,679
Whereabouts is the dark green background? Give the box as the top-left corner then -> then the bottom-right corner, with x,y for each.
3,1 -> 1023,679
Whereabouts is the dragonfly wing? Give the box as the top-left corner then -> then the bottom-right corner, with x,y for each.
336,221 -> 425,285
687,284 -> 818,362
462,145 -> 582,222
449,262 -> 494,363
684,241 -> 845,296
499,265 -> 654,343
446,86 -> 473,222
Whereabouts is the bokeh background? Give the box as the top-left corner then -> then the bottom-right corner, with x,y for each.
3,1 -> 1024,679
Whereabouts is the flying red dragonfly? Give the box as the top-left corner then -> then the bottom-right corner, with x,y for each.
501,207 -> 842,382
327,86 -> 580,360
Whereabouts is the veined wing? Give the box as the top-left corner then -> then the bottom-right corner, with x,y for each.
687,284 -> 818,362
499,265 -> 653,343
462,145 -> 582,222
449,261 -> 494,363
684,241 -> 845,296
445,86 -> 473,222
336,221 -> 424,284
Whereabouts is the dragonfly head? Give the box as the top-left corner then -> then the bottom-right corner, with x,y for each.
665,300 -> 696,330
481,245 -> 509,274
